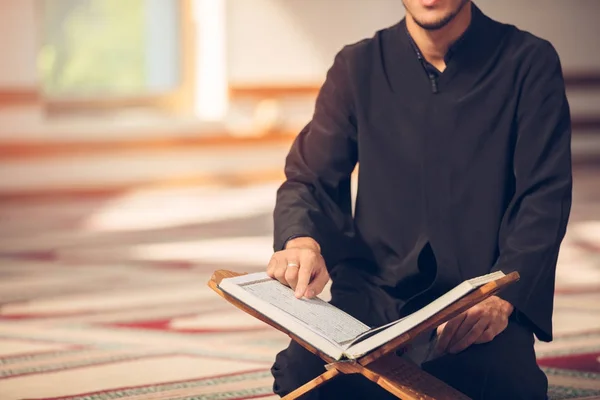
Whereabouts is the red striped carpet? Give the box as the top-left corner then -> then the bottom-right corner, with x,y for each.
0,171 -> 599,399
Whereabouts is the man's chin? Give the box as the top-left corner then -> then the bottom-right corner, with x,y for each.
410,0 -> 469,31
413,16 -> 453,31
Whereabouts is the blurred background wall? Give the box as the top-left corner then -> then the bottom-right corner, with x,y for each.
0,1 -> 39,87
227,0 -> 600,83
0,0 -> 598,195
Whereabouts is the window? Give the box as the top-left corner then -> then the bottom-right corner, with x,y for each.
38,0 -> 190,112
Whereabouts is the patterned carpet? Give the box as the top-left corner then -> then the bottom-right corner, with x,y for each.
0,168 -> 599,400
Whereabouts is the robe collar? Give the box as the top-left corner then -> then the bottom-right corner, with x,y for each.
386,3 -> 496,94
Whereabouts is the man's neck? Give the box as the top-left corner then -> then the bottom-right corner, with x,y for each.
405,4 -> 472,71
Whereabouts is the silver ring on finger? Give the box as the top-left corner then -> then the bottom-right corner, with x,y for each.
286,262 -> 299,268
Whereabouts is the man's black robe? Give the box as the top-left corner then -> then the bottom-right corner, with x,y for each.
273,4 -> 572,342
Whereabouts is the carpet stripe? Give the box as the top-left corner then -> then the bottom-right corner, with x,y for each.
32,369 -> 271,400
0,352 -> 170,380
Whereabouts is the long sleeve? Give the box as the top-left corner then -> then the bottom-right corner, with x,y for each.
492,41 -> 572,342
273,48 -> 363,270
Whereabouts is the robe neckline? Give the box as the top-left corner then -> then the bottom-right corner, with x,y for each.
385,4 -> 497,96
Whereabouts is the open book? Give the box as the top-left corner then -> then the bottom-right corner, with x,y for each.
218,270 -> 506,360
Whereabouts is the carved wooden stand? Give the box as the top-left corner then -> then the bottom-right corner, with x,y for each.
208,269 -> 519,400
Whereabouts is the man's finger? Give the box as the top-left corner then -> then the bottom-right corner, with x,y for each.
284,258 -> 300,290
266,256 -> 277,278
304,267 -> 329,298
273,256 -> 288,285
436,312 -> 467,354
295,263 -> 314,298
436,322 -> 447,337
474,326 -> 497,344
474,316 -> 508,344
448,317 -> 489,354
295,251 -> 320,298
448,308 -> 485,350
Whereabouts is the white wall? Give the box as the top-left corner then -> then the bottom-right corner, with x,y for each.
226,0 -> 404,85
226,0 -> 600,85
0,0 -> 39,88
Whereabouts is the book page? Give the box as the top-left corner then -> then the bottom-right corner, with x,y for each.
239,276 -> 370,345
346,270 -> 506,358
467,271 -> 505,287
345,271 -> 507,349
343,316 -> 409,348
345,281 -> 474,358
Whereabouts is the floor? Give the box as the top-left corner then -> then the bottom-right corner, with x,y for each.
0,155 -> 599,399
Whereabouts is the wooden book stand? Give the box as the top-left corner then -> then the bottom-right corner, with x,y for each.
208,270 -> 519,400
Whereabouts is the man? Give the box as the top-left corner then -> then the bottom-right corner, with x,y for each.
267,0 -> 572,398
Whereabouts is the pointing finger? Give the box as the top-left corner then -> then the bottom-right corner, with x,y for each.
295,263 -> 313,298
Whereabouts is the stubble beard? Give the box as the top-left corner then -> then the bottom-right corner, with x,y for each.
409,0 -> 470,31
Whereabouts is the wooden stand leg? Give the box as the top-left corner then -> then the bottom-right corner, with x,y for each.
282,356 -> 469,400
281,368 -> 340,400
362,354 -> 471,400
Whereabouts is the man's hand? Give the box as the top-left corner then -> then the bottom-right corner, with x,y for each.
435,295 -> 514,355
266,237 -> 329,299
